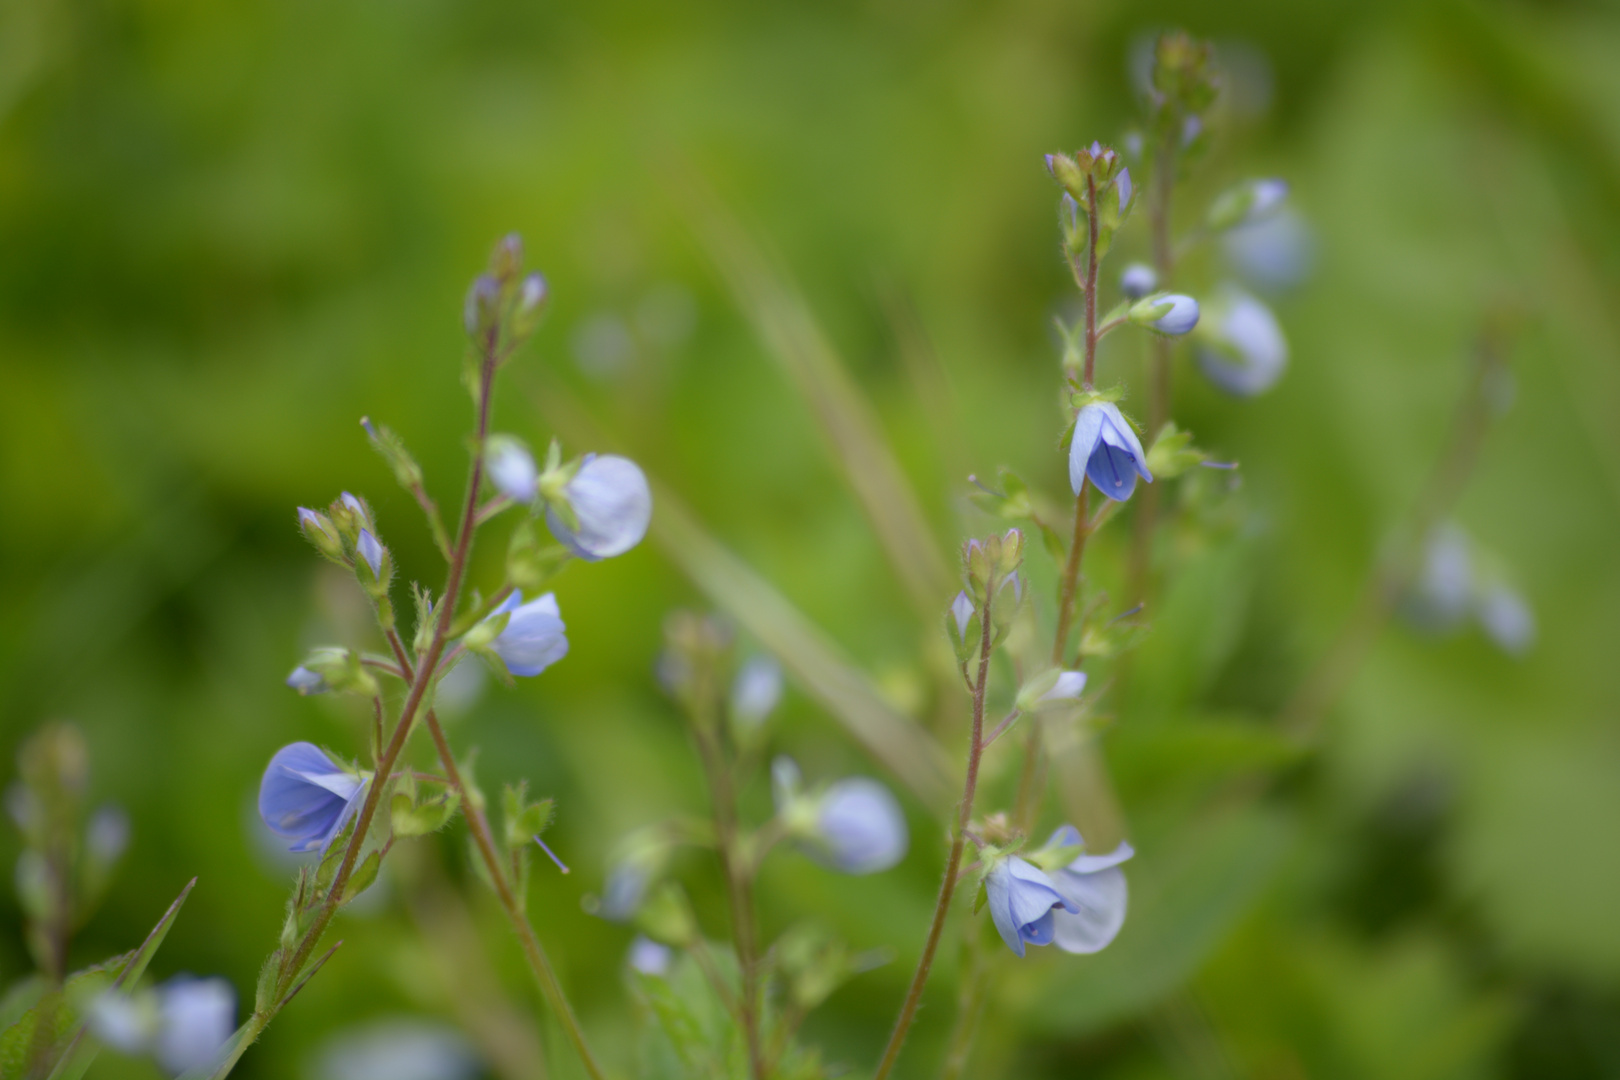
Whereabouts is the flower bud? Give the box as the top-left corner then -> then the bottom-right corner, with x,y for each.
510,272 -> 550,338
1119,263 -> 1158,300
774,758 -> 908,875
490,232 -> 524,283
464,274 -> 501,339
1128,293 -> 1200,336
297,507 -> 345,562
730,655 -> 783,728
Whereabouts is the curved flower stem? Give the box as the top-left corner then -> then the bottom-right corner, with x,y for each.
422,711 -> 608,1080
872,584 -> 996,1080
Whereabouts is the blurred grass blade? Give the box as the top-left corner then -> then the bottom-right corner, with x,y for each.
526,374 -> 955,812
678,170 -> 952,617
47,877 -> 197,1080
653,483 -> 954,811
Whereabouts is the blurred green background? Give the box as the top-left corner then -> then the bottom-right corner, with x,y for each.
4,0 -> 1620,1076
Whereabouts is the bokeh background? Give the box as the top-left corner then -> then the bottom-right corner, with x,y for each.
4,0 -> 1620,1076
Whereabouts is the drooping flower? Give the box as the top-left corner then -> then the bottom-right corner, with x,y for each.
730,655 -> 784,727
1129,293 -> 1200,336
812,778 -> 909,874
775,758 -> 908,875
985,856 -> 1077,958
1224,208 -> 1314,292
486,437 -> 539,504
544,454 -> 652,560
1042,826 -> 1134,954
1195,286 -> 1288,397
258,743 -> 367,853
483,591 -> 569,677
1069,403 -> 1152,502
1120,263 -> 1158,300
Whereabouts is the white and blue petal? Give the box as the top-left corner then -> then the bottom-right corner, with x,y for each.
486,591 -> 569,677
986,856 -> 1076,958
258,743 -> 365,853
545,454 -> 652,560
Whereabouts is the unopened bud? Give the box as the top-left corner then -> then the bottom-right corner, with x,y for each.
490,233 -> 524,283
464,274 -> 502,339
1128,293 -> 1200,336
1120,263 -> 1158,300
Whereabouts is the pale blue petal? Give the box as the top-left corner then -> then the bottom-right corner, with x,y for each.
1050,866 -> 1129,954
545,454 -> 652,560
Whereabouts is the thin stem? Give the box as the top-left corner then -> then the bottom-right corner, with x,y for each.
422,711 -> 608,1080
1052,485 -> 1091,667
691,723 -> 766,1080
872,583 -> 996,1080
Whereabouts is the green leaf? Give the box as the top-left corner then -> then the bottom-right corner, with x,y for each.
45,877 -> 197,1080
2,958 -> 127,1079
339,851 -> 381,905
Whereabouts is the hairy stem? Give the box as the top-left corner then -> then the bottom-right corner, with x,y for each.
873,584 -> 996,1080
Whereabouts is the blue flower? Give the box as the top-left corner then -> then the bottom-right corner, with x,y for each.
1196,286 -> 1288,397
730,655 -> 783,727
545,454 -> 652,560
153,976 -> 236,1075
1042,825 -> 1134,954
813,778 -> 908,874
285,666 -> 326,695
1069,403 -> 1152,502
1120,263 -> 1157,300
985,856 -> 1077,958
487,437 -> 539,504
485,591 -> 569,677
258,743 -> 367,853
1129,293 -> 1200,336
1478,582 -> 1535,656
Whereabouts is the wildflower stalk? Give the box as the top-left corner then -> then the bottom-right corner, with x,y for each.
872,584 -> 996,1080
689,722 -> 767,1080
1131,128 -> 1178,601
1052,171 -> 1101,665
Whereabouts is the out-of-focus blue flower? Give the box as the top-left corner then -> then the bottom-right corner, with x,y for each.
315,1019 -> 479,1080
812,778 -> 908,874
1195,286 -> 1288,397
628,935 -> 673,976
1478,583 -> 1535,656
1042,825 -> 1134,954
1042,671 -> 1087,703
1116,167 -> 1133,211
1129,293 -> 1200,336
483,591 -> 569,677
1404,524 -> 1475,632
464,273 -> 501,338
258,743 -> 367,853
730,655 -> 783,727
985,856 -> 1077,958
153,977 -> 235,1075
1120,263 -> 1158,300
88,805 -> 131,863
486,437 -> 538,504
1069,403 -> 1152,502
285,666 -> 326,695
357,530 -> 385,576
545,454 -> 652,560
1223,208 -> 1314,292
775,759 -> 908,875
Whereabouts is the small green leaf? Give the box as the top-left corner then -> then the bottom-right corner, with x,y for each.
339,851 -> 381,905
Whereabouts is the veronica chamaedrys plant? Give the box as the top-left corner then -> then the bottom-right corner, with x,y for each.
258,743 -> 368,853
542,452 -> 653,560
1069,401 -> 1153,502
469,591 -> 569,677
1195,285 -> 1289,397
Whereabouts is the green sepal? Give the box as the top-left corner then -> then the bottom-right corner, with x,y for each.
1068,385 -> 1126,410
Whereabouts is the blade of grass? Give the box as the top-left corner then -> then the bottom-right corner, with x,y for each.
47,877 -> 197,1080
